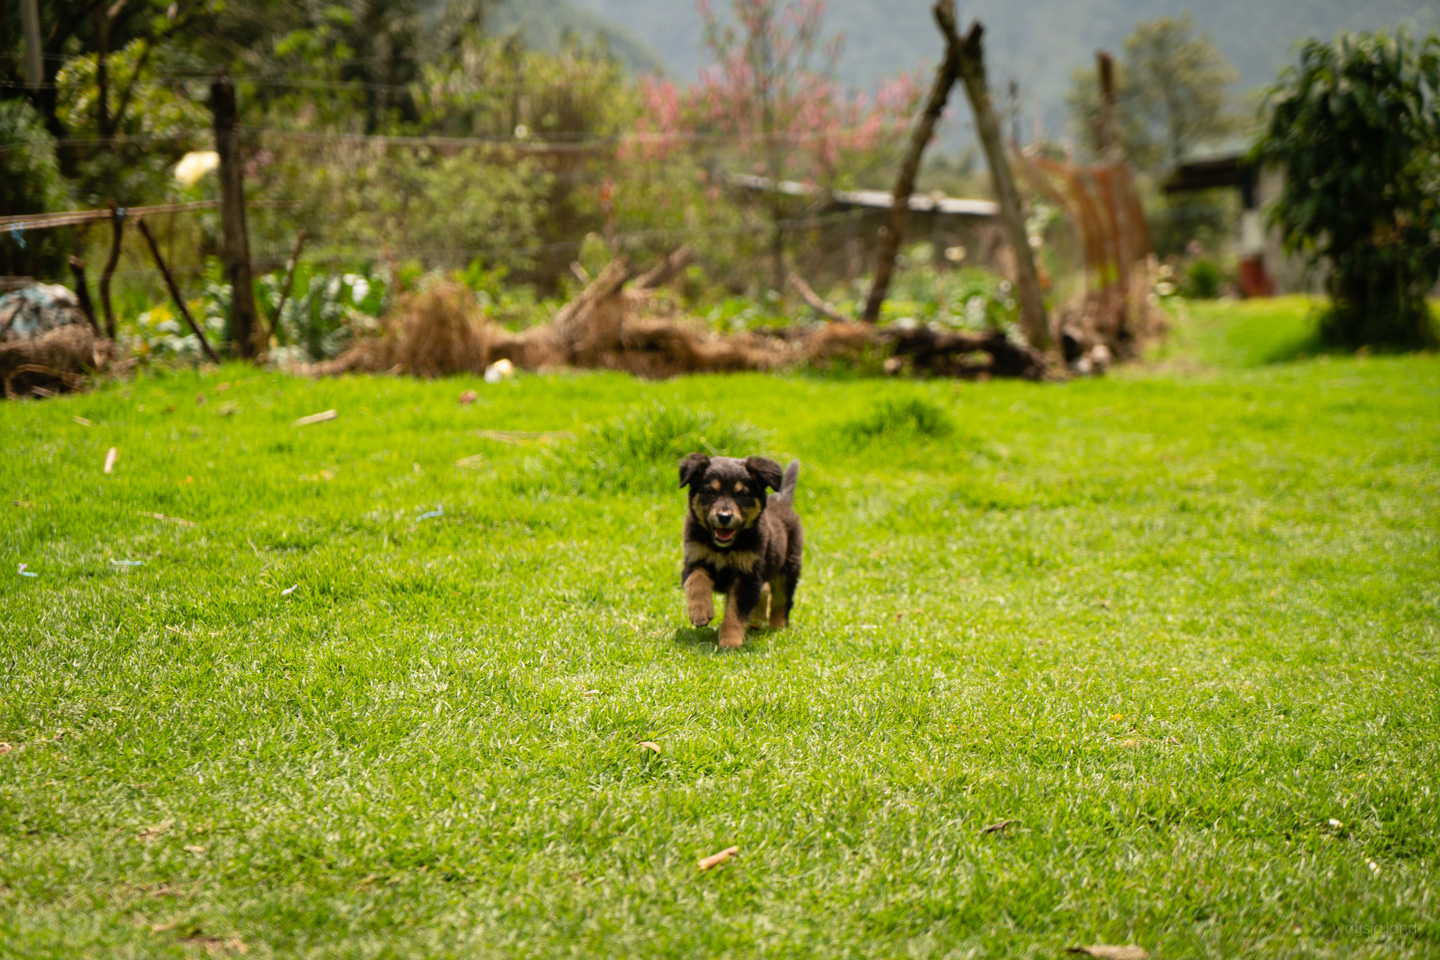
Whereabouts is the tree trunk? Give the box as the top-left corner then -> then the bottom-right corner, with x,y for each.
211,77 -> 259,360
20,0 -> 42,92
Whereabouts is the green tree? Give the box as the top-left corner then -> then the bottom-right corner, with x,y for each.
1,0 -> 217,144
0,99 -> 76,276
1066,14 -> 1239,173
1252,30 -> 1440,349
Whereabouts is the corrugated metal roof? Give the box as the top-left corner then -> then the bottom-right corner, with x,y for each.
726,173 -> 998,217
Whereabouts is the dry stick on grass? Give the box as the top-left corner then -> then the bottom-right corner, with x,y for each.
135,217 -> 221,364
267,228 -> 308,346
139,511 -> 197,527
98,201 -> 125,340
944,8 -> 1053,352
67,256 -> 102,336
292,409 -> 337,427
697,846 -> 739,871
861,1 -> 964,324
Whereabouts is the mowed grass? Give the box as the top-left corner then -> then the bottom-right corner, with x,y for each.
2,306 -> 1438,959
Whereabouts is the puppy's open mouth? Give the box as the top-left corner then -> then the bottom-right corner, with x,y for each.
712,528 -> 737,546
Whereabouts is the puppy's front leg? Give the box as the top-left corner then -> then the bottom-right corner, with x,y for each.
719,577 -> 762,649
684,567 -> 715,627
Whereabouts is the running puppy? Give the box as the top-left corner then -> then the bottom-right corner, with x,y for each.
679,454 -> 803,649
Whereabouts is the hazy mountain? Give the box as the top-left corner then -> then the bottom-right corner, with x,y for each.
564,0 -> 1440,137
489,0 -> 665,73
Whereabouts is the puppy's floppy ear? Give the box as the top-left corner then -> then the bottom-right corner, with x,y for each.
679,453 -> 710,488
744,456 -> 784,491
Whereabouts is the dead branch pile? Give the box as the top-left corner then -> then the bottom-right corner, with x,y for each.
1014,150 -> 1168,371
304,282 -> 491,377
0,324 -> 118,398
309,245 -> 1050,382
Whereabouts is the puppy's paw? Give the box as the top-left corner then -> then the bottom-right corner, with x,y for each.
688,596 -> 714,627
718,620 -> 745,649
768,612 -> 788,630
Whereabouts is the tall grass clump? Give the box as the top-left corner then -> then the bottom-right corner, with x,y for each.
547,403 -> 769,494
838,397 -> 954,446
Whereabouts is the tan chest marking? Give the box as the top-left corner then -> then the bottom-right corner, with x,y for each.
684,538 -> 759,573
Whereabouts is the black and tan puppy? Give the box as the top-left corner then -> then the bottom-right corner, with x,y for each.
679,453 -> 803,649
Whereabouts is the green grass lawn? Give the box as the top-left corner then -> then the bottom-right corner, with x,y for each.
3,303 -> 1438,959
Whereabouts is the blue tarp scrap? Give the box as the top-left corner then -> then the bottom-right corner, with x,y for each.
0,283 -> 87,343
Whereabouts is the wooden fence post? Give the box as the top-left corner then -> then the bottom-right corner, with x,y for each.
861,1 -> 963,324
98,201 -> 124,340
210,75 -> 259,360
947,12 -> 1053,353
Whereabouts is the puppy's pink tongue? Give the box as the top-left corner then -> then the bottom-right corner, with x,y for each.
715,529 -> 735,542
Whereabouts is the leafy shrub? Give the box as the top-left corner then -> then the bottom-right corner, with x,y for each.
127,300 -> 225,361
1183,259 -> 1224,299
263,266 -> 387,362
1252,30 -> 1440,348
0,100 -> 75,278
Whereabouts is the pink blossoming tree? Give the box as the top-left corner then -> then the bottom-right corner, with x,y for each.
627,0 -> 922,292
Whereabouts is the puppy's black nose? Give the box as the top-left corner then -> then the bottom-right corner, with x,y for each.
716,511 -> 734,525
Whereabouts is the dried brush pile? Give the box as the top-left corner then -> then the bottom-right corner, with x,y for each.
0,285 -> 117,398
309,246 -> 1054,383
304,282 -> 490,377
0,325 -> 117,397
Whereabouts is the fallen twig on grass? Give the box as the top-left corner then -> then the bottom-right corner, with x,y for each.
473,430 -> 576,444
1066,946 -> 1149,960
291,409 -> 337,427
139,511 -> 196,527
697,846 -> 739,870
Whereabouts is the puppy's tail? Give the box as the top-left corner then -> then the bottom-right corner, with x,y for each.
771,459 -> 800,506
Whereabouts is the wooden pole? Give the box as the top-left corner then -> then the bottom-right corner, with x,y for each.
99,201 -> 125,340
20,0 -> 42,92
861,0 -> 963,324
947,12 -> 1052,352
210,75 -> 259,360
1094,52 -> 1117,154
135,217 -> 221,364
67,256 -> 101,336
268,228 -> 307,345
1096,50 -> 1132,335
